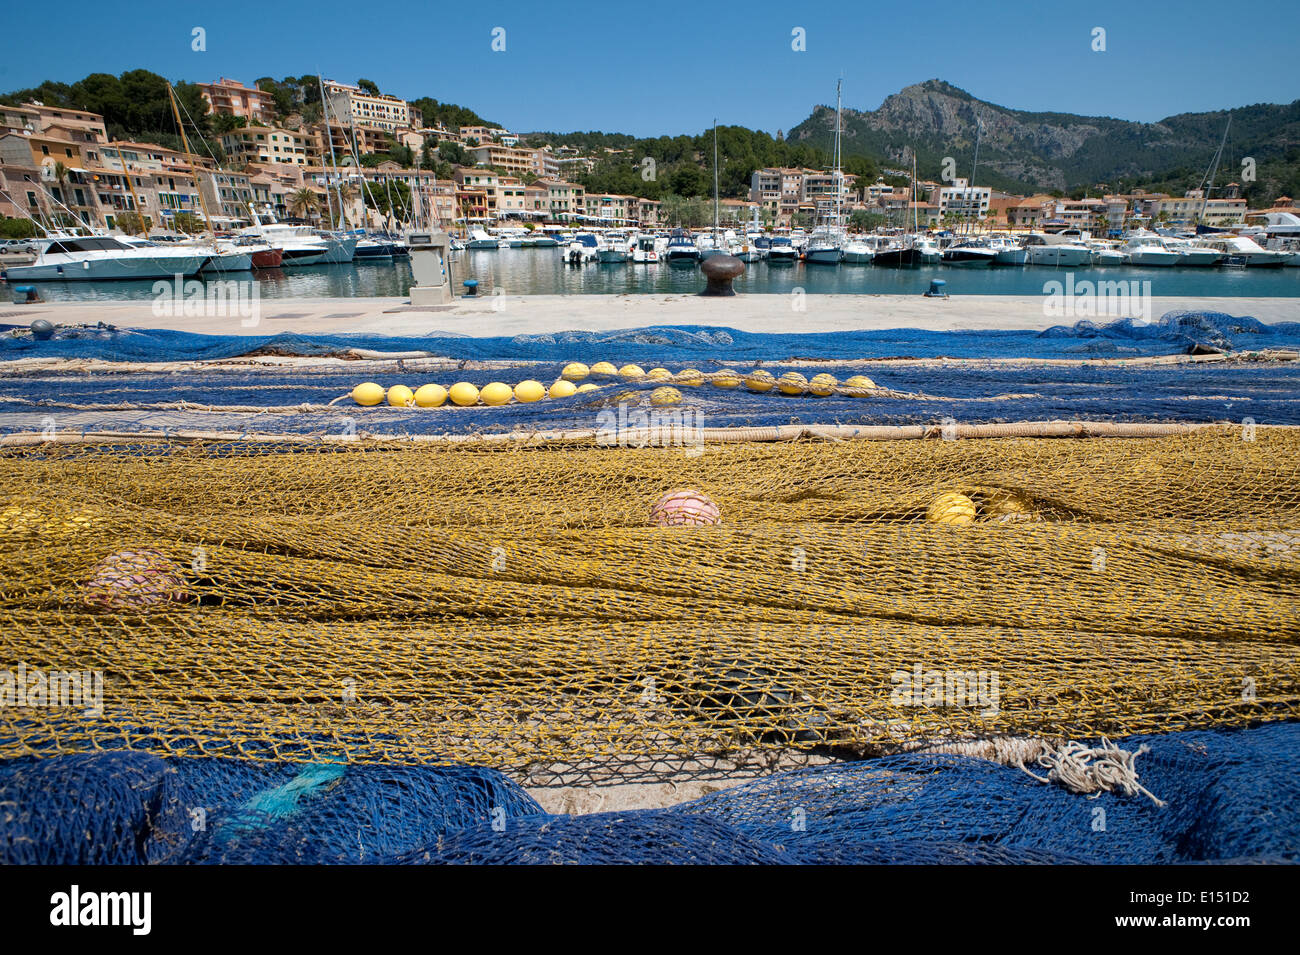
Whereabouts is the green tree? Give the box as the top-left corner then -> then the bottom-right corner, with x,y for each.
288,188 -> 321,222
172,211 -> 205,234
357,78 -> 380,96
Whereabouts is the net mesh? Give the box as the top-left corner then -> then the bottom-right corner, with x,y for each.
1,427 -> 1296,784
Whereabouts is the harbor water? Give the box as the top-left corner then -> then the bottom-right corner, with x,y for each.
3,247 -> 1299,302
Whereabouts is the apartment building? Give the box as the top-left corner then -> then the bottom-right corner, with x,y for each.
197,78 -> 277,124
934,178 -> 991,220
535,178 -> 585,222
222,126 -> 316,167
323,80 -> 414,133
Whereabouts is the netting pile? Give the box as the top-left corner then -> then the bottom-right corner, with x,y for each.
1,428 -> 1297,784
2,358 -> 1298,434
2,723 -> 1295,863
3,312 -> 1299,363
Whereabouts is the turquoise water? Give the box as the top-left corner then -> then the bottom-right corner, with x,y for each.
5,247 -> 1300,301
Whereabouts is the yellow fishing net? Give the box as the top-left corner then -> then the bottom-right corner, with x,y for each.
1,427 -> 1297,784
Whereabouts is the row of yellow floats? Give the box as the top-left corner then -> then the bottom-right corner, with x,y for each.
351,362 -> 879,408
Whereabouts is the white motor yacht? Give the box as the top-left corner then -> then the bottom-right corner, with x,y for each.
1198,234 -> 1288,268
465,229 -> 500,250
1161,236 -> 1222,267
632,235 -> 660,264
942,238 -> 998,267
1024,233 -> 1092,267
1,234 -> 209,281
1122,233 -> 1180,267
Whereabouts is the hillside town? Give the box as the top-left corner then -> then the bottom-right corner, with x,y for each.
1,75 -> 1291,239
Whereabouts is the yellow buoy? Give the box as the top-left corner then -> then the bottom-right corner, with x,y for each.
561,362 -> 590,381
646,367 -> 673,381
777,372 -> 808,395
413,384 -> 448,408
845,374 -> 877,390
576,383 -> 600,393
480,382 -> 514,406
927,492 -> 977,525
548,379 -> 578,399
619,364 -> 646,380
351,382 -> 385,406
745,369 -> 775,392
449,382 -> 480,407
712,370 -> 742,389
676,368 -> 705,387
514,380 -> 545,403
590,361 -> 618,378
809,373 -> 838,396
984,490 -> 1036,523
387,384 -> 415,407
650,386 -> 683,406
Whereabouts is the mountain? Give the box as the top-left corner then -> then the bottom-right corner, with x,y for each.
788,79 -> 1300,201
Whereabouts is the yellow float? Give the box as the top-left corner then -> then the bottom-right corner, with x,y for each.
413,384 -> 448,408
351,382 -> 386,407
448,382 -> 480,407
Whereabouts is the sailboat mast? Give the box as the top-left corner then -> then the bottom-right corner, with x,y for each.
713,120 -> 719,238
114,144 -> 147,235
167,83 -> 219,244
967,117 -> 982,235
834,79 -> 842,232
318,75 -> 346,229
1198,114 -> 1231,224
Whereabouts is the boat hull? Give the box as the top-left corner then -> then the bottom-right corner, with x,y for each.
3,254 -> 209,281
200,251 -> 254,272
250,248 -> 283,269
804,247 -> 842,264
872,248 -> 922,268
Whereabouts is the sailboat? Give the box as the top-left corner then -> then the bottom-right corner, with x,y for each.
699,121 -> 731,259
805,81 -> 846,265
942,116 -> 996,267
873,153 -> 924,267
163,84 -> 253,272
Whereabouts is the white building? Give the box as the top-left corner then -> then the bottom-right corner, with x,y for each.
935,178 -> 991,220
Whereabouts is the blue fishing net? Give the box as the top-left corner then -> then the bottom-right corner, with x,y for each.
2,353 -> 1297,434
2,723 -> 1295,864
2,311 -> 1298,364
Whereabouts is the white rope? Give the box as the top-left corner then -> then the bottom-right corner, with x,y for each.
1017,737 -> 1166,806
918,735 -> 1166,806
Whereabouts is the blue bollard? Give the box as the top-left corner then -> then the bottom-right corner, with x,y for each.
924,279 -> 948,298
462,279 -> 478,297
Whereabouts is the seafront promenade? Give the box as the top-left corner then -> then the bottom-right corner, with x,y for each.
2,294 -> 1295,339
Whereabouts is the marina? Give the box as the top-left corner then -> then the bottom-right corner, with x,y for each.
5,244 -> 1298,302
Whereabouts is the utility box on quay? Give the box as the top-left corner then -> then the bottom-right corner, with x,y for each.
406,231 -> 453,306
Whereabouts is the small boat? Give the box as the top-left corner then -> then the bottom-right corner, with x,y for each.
767,236 -> 798,262
1024,233 -> 1091,267
733,234 -> 768,262
666,229 -> 699,263
465,229 -> 500,250
1122,233 -> 1180,267
989,235 -> 1028,266
914,237 -> 941,264
842,236 -> 880,265
566,232 -> 600,264
1197,234 -> 1287,268
2,234 -> 209,281
805,224 -> 844,265
942,238 -> 997,267
1087,241 -> 1126,266
597,231 -> 633,263
632,234 -> 660,264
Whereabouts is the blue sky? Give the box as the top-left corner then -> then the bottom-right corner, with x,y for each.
3,0 -> 1296,137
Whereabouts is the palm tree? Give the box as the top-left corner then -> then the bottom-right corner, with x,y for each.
288,188 -> 320,223
335,182 -> 357,228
